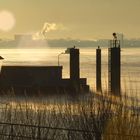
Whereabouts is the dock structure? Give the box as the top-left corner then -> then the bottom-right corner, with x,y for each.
0,47 -> 89,95
108,35 -> 121,96
96,46 -> 102,92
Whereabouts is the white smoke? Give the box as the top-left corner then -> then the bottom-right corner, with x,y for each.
42,23 -> 57,32
41,22 -> 57,38
33,22 -> 66,40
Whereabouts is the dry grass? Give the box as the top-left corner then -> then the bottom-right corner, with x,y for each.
0,90 -> 139,140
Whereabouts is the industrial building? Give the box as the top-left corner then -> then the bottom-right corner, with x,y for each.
0,47 -> 89,95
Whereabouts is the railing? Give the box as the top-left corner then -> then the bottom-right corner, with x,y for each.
0,122 -> 97,140
0,122 -> 139,140
109,40 -> 120,48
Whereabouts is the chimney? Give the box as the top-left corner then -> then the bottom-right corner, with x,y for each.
70,47 -> 80,81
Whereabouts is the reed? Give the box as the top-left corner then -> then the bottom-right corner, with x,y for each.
0,89 -> 139,140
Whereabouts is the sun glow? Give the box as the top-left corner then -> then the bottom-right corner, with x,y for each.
0,10 -> 16,32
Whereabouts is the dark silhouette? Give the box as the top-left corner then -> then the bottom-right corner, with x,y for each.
108,34 -> 121,96
0,47 -> 89,96
96,46 -> 102,92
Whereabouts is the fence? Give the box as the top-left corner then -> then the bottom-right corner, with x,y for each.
0,122 -> 140,140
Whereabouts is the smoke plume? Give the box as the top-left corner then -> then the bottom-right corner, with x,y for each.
34,22 -> 66,40
41,22 -> 57,36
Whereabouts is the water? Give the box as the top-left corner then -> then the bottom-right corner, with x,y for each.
0,47 -> 140,97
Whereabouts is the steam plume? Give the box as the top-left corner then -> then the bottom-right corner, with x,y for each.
41,23 -> 57,37
34,22 -> 66,40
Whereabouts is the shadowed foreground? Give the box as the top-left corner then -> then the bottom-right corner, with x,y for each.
0,91 -> 139,140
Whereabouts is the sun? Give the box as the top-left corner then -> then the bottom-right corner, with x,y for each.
0,10 -> 16,32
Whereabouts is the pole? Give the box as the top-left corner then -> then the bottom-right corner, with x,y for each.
58,52 -> 64,66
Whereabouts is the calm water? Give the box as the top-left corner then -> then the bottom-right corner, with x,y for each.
0,47 -> 140,97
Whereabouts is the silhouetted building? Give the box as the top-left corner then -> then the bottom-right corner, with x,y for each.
0,66 -> 62,87
0,47 -> 89,95
108,39 -> 121,96
96,46 -> 102,92
70,47 -> 80,80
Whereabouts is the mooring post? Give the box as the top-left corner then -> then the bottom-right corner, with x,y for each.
96,46 -> 102,92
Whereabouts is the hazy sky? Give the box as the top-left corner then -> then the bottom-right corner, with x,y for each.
0,0 -> 140,39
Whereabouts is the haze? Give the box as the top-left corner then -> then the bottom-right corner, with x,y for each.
0,0 -> 140,40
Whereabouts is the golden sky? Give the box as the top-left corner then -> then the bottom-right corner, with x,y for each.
0,0 -> 140,39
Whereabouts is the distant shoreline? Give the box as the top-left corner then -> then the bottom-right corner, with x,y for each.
0,38 -> 140,48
